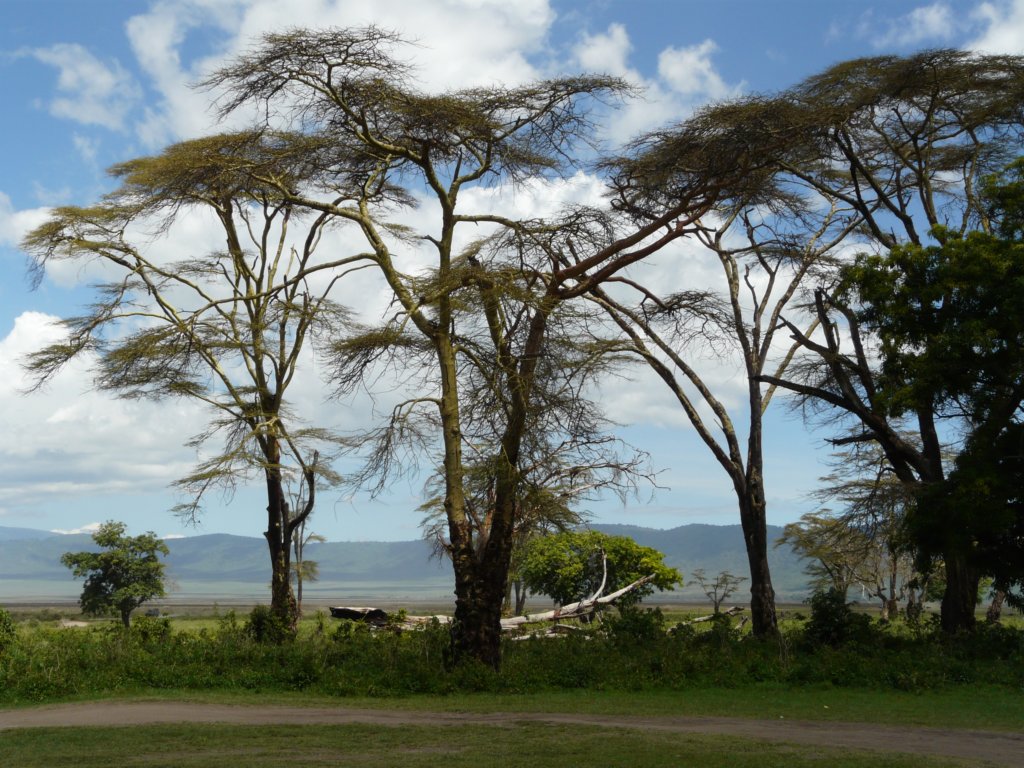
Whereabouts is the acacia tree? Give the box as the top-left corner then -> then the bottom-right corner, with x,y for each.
766,159 -> 1024,630
61,521 -> 168,627
202,28 -> 714,667
607,50 -> 1024,634
690,569 -> 746,614
292,517 -> 326,617
589,98 -> 859,636
24,133 -> 354,631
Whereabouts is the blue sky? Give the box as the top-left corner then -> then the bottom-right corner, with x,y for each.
0,0 -> 1021,542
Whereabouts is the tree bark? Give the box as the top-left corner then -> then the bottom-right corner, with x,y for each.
450,555 -> 507,669
986,590 -> 1006,624
738,487 -> 778,636
940,554 -> 979,632
265,464 -> 298,632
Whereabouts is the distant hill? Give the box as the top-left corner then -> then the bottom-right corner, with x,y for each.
0,525 -> 67,542
590,523 -> 809,599
0,523 -> 810,603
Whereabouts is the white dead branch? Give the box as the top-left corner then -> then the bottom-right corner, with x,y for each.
499,573 -> 655,630
328,570 -> 658,634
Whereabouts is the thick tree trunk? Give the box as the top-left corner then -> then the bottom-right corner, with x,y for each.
940,553 -> 979,632
738,488 -> 778,637
451,556 -> 507,669
121,608 -> 132,628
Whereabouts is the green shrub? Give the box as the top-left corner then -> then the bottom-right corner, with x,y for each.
804,589 -> 872,647
602,607 -> 666,644
245,606 -> 294,644
0,608 -> 15,653
131,616 -> 172,644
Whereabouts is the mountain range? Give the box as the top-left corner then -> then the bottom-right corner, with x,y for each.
0,523 -> 811,604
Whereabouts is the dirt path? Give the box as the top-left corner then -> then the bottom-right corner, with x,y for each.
1,701 -> 1021,766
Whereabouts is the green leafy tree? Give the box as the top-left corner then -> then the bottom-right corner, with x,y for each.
768,159 -> 1024,630
587,49 -> 1024,637
61,521 -> 169,627
749,50 -> 1024,632
519,530 -> 681,608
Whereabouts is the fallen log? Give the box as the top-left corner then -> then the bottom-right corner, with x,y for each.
499,573 -> 656,630
676,605 -> 744,624
328,571 -> 657,633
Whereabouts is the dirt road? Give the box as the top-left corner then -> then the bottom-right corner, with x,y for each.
1,700 -> 1021,766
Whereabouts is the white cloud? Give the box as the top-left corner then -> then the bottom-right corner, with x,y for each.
50,522 -> 101,535
72,134 -> 101,165
969,0 -> 1024,53
658,40 -> 739,101
0,311 -> 206,513
571,24 -> 743,145
862,3 -> 956,49
0,191 -> 49,248
123,0 -> 557,148
574,23 -> 636,81
29,43 -> 142,130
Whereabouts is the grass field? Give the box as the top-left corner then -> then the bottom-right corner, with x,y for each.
0,720 -> 976,768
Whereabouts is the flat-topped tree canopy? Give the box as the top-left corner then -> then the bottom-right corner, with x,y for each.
22,130 -> 358,632
201,27 -> 633,190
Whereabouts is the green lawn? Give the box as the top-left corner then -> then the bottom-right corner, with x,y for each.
0,722 -> 971,768
11,685 -> 1020,732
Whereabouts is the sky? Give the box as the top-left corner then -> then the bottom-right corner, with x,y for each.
0,0 -> 1022,543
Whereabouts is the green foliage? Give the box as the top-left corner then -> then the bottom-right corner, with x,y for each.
0,614 -> 1022,704
838,159 -> 1024,604
519,531 -> 682,607
602,607 -> 667,645
245,606 -> 295,644
0,607 -> 15,654
804,589 -> 872,648
60,521 -> 169,627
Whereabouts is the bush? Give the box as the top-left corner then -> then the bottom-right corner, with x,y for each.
804,589 -> 872,647
602,607 -> 666,644
0,608 -> 15,653
245,606 -> 294,644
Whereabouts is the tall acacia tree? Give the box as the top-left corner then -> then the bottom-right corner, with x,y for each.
23,132 -> 357,631
589,96 -> 859,636
202,28 -> 715,666
608,50 -> 1024,634
758,48 -> 1024,633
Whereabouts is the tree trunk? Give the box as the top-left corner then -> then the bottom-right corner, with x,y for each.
121,608 -> 132,628
986,590 -> 1006,624
738,488 -> 778,636
265,465 -> 298,633
515,582 -> 527,615
450,555 -> 507,669
940,553 -> 979,632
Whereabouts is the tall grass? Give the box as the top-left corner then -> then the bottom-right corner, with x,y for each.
1,606 -> 1022,705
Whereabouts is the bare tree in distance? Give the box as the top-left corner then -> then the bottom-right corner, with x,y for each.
690,569 -> 747,615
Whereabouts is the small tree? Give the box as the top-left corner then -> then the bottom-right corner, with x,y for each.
61,521 -> 169,627
691,569 -> 746,614
291,517 -> 325,618
519,530 -> 681,609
